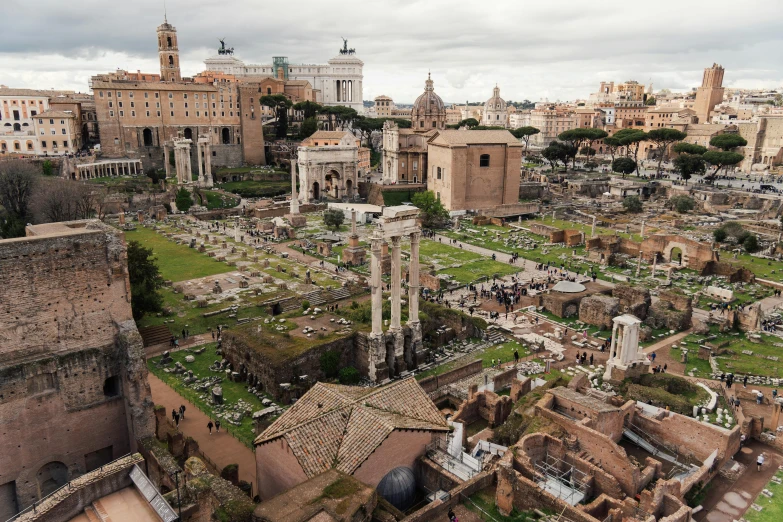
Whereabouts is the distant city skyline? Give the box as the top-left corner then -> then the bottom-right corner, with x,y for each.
1,0 -> 781,103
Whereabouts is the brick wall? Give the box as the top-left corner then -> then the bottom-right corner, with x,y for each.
401,471 -> 494,522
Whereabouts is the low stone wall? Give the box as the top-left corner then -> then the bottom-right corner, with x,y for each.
419,360 -> 483,394
14,454 -> 143,522
493,367 -> 518,391
401,471 -> 494,522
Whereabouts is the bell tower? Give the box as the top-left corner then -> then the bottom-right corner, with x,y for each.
157,18 -> 181,82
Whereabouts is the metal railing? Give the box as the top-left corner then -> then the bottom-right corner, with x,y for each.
4,453 -> 134,522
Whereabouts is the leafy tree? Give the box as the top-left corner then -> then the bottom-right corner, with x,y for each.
42,160 -> 54,177
673,154 -> 705,183
603,136 -> 622,163
612,157 -> 637,177
673,142 -> 707,155
623,195 -> 643,213
710,134 -> 748,151
321,106 -> 358,130
260,94 -> 293,138
411,190 -> 449,229
743,234 -> 759,253
580,146 -> 596,158
647,128 -> 687,176
300,117 -> 318,139
668,195 -> 695,213
175,187 -> 193,212
645,96 -> 656,106
511,126 -> 540,154
584,161 -> 598,171
394,119 -> 412,129
584,129 -> 608,158
0,160 -> 38,238
339,366 -> 360,385
542,141 -> 570,171
127,240 -> 163,320
292,100 -> 322,119
703,151 -> 744,178
558,128 -> 596,169
713,228 -> 727,242
613,128 -> 647,175
319,351 -> 340,379
323,208 -> 345,230
458,118 -> 479,128
353,116 -> 385,150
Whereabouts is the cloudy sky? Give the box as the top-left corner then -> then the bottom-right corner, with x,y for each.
1,0 -> 781,104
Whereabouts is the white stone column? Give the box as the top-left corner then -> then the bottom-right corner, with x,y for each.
609,321 -> 619,361
641,220 -> 646,238
390,236 -> 402,331
164,146 -> 171,178
204,144 -> 212,186
371,236 -> 383,336
290,160 -> 299,214
185,145 -> 192,182
197,142 -> 204,182
408,231 -> 420,325
591,216 -> 596,238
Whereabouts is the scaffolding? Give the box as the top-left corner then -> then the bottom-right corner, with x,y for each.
535,454 -> 589,506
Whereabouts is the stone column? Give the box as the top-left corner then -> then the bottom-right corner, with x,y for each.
390,236 -> 402,331
185,145 -> 192,182
164,145 -> 171,178
408,232 -> 420,325
636,251 -> 643,277
204,144 -> 212,185
651,255 -> 657,277
641,220 -> 646,238
371,236 -> 383,336
290,160 -> 299,214
197,142 -> 204,182
591,216 -> 596,238
351,210 -> 357,235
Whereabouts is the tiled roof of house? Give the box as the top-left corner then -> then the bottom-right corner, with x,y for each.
307,131 -> 353,140
256,379 -> 448,477
430,129 -> 521,146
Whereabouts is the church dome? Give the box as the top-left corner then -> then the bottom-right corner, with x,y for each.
484,85 -> 506,111
377,467 -> 416,511
412,73 -> 446,115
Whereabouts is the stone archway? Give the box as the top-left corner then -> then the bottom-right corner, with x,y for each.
183,128 -> 193,140
312,181 -> 320,200
345,179 -> 353,198
37,461 -> 68,498
325,169 -> 340,198
666,245 -> 685,265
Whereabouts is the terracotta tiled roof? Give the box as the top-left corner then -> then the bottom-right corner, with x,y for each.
307,131 -> 353,140
35,110 -> 75,118
256,378 -> 448,477
430,129 -> 522,146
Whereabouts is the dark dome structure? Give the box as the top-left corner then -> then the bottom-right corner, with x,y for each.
376,466 -> 416,511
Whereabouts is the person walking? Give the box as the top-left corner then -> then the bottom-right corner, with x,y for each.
179,404 -> 186,420
207,421 -> 214,435
171,409 -> 178,423
174,411 -> 180,428
215,420 -> 221,433
513,350 -> 519,364
757,453 -> 765,471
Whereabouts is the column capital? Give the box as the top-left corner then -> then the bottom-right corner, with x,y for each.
390,235 -> 402,246
409,231 -> 421,243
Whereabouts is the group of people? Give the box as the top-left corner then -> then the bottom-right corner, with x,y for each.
575,351 -> 594,366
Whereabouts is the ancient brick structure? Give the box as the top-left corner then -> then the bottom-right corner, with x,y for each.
586,233 -> 718,270
578,294 -> 620,329
0,221 -> 154,515
645,290 -> 692,331
612,284 -> 651,320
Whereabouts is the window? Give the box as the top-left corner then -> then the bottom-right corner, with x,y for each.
107,92 -> 111,98
479,154 -> 490,167
437,167 -> 442,179
146,111 -> 150,117
184,103 -> 188,108
62,129 -> 66,134
109,110 -> 114,117
155,93 -> 159,98
59,120 -> 64,125
184,94 -> 188,99
118,102 -> 123,108
117,92 -> 122,98
130,102 -> 135,108
42,140 -> 47,148
168,93 -> 173,99
432,121 -> 436,127
51,130 -> 55,135
99,91 -> 104,98
103,376 -> 121,397
170,111 -> 174,117
39,119 -> 43,124
419,121 -> 424,128
63,141 -> 68,147
413,161 -> 418,171
131,111 -> 136,117
144,92 -> 149,98
109,101 -> 113,108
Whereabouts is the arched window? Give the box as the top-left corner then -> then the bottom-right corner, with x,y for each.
168,55 -> 174,66
142,128 -> 153,146
167,36 -> 172,48
184,128 -> 193,140
480,154 -> 490,167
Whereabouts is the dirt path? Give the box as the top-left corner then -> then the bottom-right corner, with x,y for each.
147,373 -> 257,489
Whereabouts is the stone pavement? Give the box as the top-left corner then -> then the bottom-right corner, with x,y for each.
147,373 -> 257,489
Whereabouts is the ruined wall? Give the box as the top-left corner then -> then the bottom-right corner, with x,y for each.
701,261 -> 756,283
419,360 -> 483,394
612,284 -> 651,320
579,295 -> 620,329
453,390 -> 513,429
0,222 -> 153,510
646,290 -> 692,331
401,471 -> 493,522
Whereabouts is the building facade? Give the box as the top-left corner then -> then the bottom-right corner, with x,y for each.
381,120 -> 431,184
373,95 -> 394,117
528,105 -> 576,147
203,41 -> 364,113
34,110 -> 80,155
427,129 -> 522,215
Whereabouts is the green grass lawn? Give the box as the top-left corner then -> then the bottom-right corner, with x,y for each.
465,487 -> 533,522
416,340 -> 530,380
215,179 -> 291,198
418,239 -> 520,285
148,344 -> 270,448
744,471 -> 783,522
199,190 -> 239,209
713,332 -> 783,378
124,226 -> 234,282
382,190 -> 418,206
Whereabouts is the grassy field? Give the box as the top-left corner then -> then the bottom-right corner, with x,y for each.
418,239 -> 520,285
466,487 -> 533,521
124,226 -> 234,282
198,190 -> 239,210
744,470 -> 783,522
713,332 -> 783,378
382,190 -> 419,206
215,179 -> 291,198
148,344 -> 269,447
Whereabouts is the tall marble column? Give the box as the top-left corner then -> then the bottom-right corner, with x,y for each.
591,216 -> 596,238
640,220 -> 646,238
197,142 -> 204,182
164,146 -> 171,178
408,231 -> 420,325
390,236 -> 402,331
371,236 -> 383,336
290,160 -> 299,214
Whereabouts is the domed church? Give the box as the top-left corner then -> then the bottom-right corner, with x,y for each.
411,73 -> 446,131
483,84 -> 509,128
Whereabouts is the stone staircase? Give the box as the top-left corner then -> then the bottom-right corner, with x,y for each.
302,290 -> 327,307
329,286 -> 351,301
486,327 -> 506,344
138,325 -> 172,347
